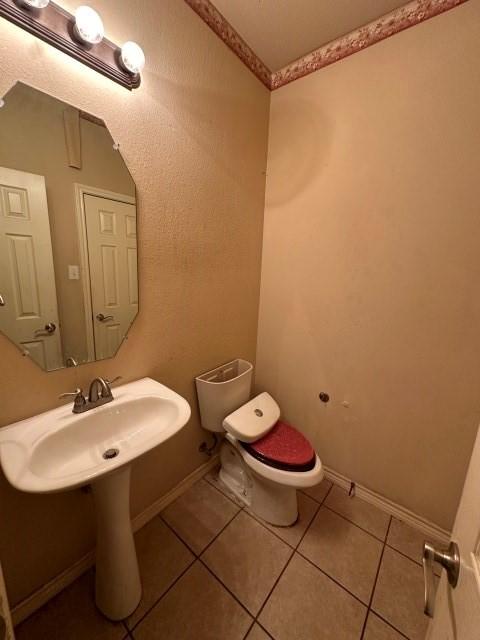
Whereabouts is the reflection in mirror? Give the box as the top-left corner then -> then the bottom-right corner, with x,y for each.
0,83 -> 138,371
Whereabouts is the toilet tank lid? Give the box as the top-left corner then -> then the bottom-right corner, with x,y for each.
223,392 -> 280,443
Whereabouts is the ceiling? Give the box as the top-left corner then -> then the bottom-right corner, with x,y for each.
212,0 -> 409,71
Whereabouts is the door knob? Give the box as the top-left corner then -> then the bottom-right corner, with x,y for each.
34,322 -> 56,336
96,313 -> 114,322
422,540 -> 460,618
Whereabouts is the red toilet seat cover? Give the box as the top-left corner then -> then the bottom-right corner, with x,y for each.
242,420 -> 316,472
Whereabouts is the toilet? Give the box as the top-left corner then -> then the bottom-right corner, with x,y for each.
195,359 -> 323,526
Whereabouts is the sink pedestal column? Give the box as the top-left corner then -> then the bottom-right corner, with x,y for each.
92,465 -> 141,620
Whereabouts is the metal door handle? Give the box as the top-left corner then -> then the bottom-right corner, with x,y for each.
422,541 -> 460,618
96,313 -> 114,322
0,293 -> 5,307
34,322 -> 56,336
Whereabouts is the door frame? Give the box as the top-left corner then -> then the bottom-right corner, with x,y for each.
73,183 -> 136,362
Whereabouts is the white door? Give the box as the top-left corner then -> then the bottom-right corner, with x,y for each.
0,561 -> 14,640
0,167 -> 63,370
426,423 -> 480,639
83,194 -> 137,360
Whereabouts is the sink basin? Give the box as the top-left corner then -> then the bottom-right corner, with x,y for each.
0,377 -> 191,621
0,377 -> 190,493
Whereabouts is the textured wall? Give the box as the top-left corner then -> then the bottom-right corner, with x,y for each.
0,0 -> 269,605
256,1 -> 480,530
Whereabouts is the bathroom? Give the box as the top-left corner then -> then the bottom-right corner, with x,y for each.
0,0 -> 479,638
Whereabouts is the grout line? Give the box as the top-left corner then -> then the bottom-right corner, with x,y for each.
359,516 -> 392,639
295,549 -> 369,608
199,508 -> 243,556
246,481 -> 332,552
199,558 -> 255,619
360,517 -> 416,640
159,502 -> 241,559
299,480 -> 334,506
243,507 -> 307,551
321,503 -> 389,543
370,611 -> 411,640
253,547 -> 296,621
126,555 -> 197,632
323,480 -> 334,501
135,507 -> 248,626
158,514 -> 199,557
135,505 -> 251,629
254,621 -> 276,640
225,484 -> 336,637
137,478 -> 403,639
252,488 -> 334,636
385,542 -> 438,574
157,487 -> 413,640
241,619 -> 256,640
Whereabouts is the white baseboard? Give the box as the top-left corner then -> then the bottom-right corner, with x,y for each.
324,466 -> 451,544
11,455 -> 219,626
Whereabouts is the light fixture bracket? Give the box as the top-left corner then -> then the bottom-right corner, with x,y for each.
0,0 -> 141,90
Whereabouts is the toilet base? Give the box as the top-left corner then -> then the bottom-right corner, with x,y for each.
219,441 -> 298,526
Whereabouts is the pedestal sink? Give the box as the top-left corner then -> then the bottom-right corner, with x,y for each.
0,377 -> 191,620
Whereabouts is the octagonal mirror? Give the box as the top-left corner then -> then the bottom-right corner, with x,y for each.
0,83 -> 138,371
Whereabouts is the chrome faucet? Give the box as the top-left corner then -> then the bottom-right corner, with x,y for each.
60,376 -> 122,414
88,377 -> 111,403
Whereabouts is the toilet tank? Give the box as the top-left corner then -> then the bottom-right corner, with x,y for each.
195,359 -> 253,432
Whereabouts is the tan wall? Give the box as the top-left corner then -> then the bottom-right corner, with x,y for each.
0,0 -> 269,606
256,1 -> 480,531
0,84 -> 135,362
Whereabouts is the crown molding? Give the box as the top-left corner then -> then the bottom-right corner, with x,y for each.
184,0 -> 272,89
184,0 -> 469,92
271,0 -> 469,89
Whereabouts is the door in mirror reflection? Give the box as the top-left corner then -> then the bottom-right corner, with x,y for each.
82,193 -> 138,360
0,166 -> 63,370
0,83 -> 138,371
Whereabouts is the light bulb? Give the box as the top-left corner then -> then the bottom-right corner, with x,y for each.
73,6 -> 104,45
19,0 -> 50,7
120,41 -> 145,75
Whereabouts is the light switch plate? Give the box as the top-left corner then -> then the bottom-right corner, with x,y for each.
68,265 -> 80,280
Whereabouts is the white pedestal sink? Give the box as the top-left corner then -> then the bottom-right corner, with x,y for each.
0,378 -> 191,620
93,465 -> 141,620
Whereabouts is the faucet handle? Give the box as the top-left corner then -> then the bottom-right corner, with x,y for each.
59,388 -> 87,413
59,388 -> 83,399
100,377 -> 122,401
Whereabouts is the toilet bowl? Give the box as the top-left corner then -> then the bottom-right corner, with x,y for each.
195,360 -> 323,526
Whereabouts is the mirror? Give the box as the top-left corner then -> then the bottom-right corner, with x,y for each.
0,83 -> 138,371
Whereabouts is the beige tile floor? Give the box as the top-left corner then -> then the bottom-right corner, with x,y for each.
15,472 -> 439,640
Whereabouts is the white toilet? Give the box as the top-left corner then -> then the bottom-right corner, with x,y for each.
196,359 -> 323,526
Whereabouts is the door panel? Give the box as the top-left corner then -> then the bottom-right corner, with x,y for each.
0,167 -> 63,370
7,234 -> 41,317
426,424 -> 480,638
83,194 -> 137,360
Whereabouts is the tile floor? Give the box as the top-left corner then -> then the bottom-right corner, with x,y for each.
15,471 -> 441,640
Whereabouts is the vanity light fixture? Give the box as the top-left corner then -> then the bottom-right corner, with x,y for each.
18,0 -> 49,8
0,0 -> 145,90
120,41 -> 145,75
73,5 -> 104,45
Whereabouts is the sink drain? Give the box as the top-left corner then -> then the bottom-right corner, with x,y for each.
103,448 -> 119,460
